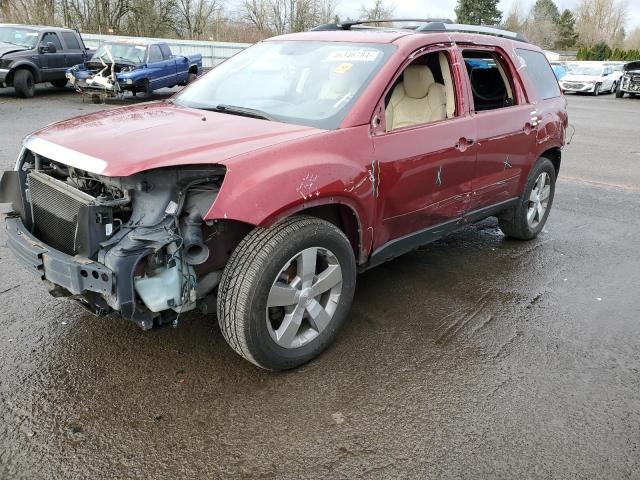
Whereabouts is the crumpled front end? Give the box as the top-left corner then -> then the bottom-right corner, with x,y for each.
67,49 -> 139,98
0,142 -> 228,329
619,71 -> 640,94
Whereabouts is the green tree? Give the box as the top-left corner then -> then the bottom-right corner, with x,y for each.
532,0 -> 559,22
591,41 -> 611,60
454,0 -> 502,26
555,9 -> 578,49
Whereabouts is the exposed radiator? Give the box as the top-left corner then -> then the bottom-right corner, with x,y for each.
28,171 -> 94,255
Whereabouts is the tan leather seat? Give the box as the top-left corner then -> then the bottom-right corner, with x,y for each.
386,65 -> 447,131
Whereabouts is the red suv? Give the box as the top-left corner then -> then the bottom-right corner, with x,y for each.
0,21 -> 567,370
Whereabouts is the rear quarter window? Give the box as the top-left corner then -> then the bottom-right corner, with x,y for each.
516,48 -> 561,100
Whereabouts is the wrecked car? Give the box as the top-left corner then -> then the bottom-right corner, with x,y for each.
616,61 -> 640,98
0,20 -> 567,370
66,39 -> 202,97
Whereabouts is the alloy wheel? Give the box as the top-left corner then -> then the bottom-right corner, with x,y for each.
266,247 -> 343,349
527,172 -> 551,228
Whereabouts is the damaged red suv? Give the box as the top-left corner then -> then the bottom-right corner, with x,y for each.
0,21 -> 567,370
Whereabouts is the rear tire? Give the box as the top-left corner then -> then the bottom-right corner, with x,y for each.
610,82 -> 616,94
217,216 -> 357,371
51,79 -> 68,88
13,69 -> 35,98
498,158 -> 556,240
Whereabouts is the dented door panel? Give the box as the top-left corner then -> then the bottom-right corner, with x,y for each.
371,117 -> 477,249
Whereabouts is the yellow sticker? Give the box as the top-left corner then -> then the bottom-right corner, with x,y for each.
334,63 -> 353,74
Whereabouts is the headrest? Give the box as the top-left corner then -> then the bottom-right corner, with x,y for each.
403,65 -> 435,99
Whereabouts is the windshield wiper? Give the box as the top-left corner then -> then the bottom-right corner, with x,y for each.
205,104 -> 275,121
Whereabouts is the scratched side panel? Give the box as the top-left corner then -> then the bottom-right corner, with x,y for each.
371,117 -> 477,249
205,125 -> 376,261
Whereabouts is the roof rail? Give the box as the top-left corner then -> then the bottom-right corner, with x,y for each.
310,19 -> 528,43
417,22 -> 528,43
311,18 -> 453,31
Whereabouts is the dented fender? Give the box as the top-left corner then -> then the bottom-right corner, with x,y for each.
205,126 -> 377,261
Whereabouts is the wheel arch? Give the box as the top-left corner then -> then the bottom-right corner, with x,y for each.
541,146 -> 561,176
259,197 -> 366,265
7,62 -> 41,85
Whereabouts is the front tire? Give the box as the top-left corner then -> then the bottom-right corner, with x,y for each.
498,158 -> 556,240
13,69 -> 35,98
217,216 -> 357,371
593,84 -> 600,96
616,85 -> 624,98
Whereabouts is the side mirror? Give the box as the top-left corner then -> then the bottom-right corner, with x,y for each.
40,42 -> 57,54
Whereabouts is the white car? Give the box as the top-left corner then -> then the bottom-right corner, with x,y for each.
560,62 -> 618,95
605,62 -> 626,84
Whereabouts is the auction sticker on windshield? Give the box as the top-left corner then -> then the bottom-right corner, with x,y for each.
326,49 -> 380,62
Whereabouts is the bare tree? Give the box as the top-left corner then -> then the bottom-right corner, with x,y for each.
502,3 -> 525,33
176,0 -> 221,39
2,0 -> 337,42
241,0 -> 273,34
126,0 -> 177,37
574,0 -> 628,47
359,0 -> 395,21
240,0 -> 337,36
625,26 -> 640,49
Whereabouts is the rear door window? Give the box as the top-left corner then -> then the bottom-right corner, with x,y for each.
516,49 -> 561,100
462,50 -> 517,112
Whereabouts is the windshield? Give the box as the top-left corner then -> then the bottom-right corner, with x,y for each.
173,41 -> 395,129
90,43 -> 147,64
0,27 -> 39,48
567,64 -> 603,76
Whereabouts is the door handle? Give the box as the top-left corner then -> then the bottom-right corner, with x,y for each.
455,137 -> 475,151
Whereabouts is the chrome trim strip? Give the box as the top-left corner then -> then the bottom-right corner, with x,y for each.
24,136 -> 107,175
149,73 -> 179,83
14,146 -> 26,171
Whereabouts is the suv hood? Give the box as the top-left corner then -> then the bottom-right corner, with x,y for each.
623,61 -> 640,73
26,102 -> 324,176
561,74 -> 600,82
0,42 -> 28,57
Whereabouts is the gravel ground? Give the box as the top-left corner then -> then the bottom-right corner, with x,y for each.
1,85 -> 639,479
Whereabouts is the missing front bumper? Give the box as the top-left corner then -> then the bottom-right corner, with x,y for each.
5,216 -> 114,296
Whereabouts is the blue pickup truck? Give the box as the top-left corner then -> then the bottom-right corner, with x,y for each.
66,39 -> 202,97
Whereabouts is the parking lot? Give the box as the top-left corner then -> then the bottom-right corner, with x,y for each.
0,86 -> 639,479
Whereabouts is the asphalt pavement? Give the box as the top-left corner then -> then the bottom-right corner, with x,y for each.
0,85 -> 639,479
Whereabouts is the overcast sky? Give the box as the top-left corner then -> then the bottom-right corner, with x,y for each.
336,0 -> 640,30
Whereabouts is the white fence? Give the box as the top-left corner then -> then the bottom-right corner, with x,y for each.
81,33 -> 250,68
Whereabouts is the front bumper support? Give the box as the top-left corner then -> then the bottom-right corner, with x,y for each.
5,216 -> 114,296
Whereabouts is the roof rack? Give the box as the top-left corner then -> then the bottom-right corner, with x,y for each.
310,19 -> 528,43
311,19 -> 453,31
417,22 -> 528,42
